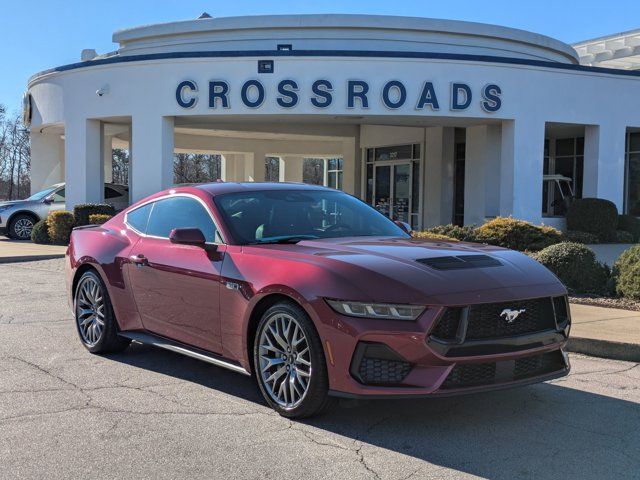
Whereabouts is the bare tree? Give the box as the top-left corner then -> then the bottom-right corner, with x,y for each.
0,106 -> 30,200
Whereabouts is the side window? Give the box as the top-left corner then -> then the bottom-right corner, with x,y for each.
105,187 -> 121,199
51,188 -> 65,202
146,196 -> 217,242
126,203 -> 153,234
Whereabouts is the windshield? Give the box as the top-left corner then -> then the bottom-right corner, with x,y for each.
26,187 -> 57,201
214,189 -> 408,244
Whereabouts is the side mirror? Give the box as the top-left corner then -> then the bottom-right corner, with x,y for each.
394,220 -> 412,235
43,197 -> 53,204
170,228 -> 208,247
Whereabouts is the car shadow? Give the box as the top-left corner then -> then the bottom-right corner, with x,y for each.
108,344 -> 640,479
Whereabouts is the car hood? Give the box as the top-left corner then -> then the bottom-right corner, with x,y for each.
249,236 -> 565,305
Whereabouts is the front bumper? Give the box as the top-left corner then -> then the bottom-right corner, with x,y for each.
311,296 -> 571,398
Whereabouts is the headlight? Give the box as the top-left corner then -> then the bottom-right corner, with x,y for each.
325,299 -> 425,321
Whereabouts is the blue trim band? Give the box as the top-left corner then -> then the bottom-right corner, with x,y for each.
28,49 -> 640,84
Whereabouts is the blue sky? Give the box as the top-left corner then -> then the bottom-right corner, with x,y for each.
2,0 -> 640,112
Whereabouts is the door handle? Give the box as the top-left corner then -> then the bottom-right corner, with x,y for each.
130,254 -> 148,267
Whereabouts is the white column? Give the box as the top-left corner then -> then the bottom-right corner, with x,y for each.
283,156 -> 304,182
64,118 -> 103,209
245,151 -> 266,182
423,127 -> 456,227
131,116 -> 174,202
103,135 -> 113,183
500,118 -> 546,224
30,132 -> 64,193
341,138 -> 357,195
583,123 -> 626,210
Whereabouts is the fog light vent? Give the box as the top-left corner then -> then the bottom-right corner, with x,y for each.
350,342 -> 413,385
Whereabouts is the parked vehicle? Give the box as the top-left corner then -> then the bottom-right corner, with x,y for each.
0,183 -> 129,240
66,182 -> 571,418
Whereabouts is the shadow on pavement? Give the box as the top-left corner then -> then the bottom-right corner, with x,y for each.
109,343 -> 640,479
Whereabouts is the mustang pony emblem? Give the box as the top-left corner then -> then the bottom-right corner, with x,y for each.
500,308 -> 526,323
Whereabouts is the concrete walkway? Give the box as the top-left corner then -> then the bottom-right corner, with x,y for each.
568,303 -> 640,362
0,238 -> 67,263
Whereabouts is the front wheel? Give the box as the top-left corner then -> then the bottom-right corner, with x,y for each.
254,301 -> 336,418
8,214 -> 35,240
74,270 -> 130,354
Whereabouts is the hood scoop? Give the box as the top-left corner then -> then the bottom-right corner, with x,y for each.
417,254 -> 502,270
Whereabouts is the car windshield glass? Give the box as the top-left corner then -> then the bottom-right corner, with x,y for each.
26,187 -> 57,201
214,189 -> 408,245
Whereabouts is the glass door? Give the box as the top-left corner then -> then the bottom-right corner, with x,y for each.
373,162 -> 412,226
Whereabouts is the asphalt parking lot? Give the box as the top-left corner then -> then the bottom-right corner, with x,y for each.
1,259 -> 639,480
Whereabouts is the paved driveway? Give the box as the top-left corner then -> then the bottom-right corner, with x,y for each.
0,259 -> 639,479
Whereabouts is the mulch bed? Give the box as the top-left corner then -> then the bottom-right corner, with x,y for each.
569,295 -> 640,312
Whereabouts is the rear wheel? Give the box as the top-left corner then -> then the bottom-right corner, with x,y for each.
254,301 -> 336,418
74,270 -> 130,353
8,214 -> 35,240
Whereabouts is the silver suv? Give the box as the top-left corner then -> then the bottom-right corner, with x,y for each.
0,183 -> 129,240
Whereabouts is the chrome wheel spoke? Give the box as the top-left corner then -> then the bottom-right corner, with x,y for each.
75,277 -> 106,347
258,312 -> 312,409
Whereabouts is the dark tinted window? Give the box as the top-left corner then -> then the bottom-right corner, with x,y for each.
214,189 -> 407,245
51,188 -> 65,202
126,203 -> 153,233
146,196 -> 217,242
105,187 -> 121,199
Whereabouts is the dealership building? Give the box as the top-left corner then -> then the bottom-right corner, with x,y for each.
26,14 -> 640,229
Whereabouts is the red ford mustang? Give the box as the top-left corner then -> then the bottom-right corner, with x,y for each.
66,182 -> 571,418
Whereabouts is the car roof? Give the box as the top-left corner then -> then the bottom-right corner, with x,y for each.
194,182 -> 331,196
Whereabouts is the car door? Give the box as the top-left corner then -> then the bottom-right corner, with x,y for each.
44,187 -> 66,216
127,195 -> 225,353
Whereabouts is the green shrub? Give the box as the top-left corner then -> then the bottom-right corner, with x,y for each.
565,230 -> 600,244
46,211 -> 75,245
617,214 -> 640,242
31,219 -> 51,244
474,217 -> 563,252
420,224 -> 478,242
412,231 -> 459,242
73,204 -> 116,226
566,198 -> 619,242
533,242 -> 611,295
88,214 -> 113,225
613,230 -> 635,243
612,245 -> 640,299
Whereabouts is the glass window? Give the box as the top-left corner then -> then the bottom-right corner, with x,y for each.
146,196 -> 217,242
214,189 -> 407,244
326,158 -> 343,190
265,157 -> 281,182
365,164 -> 373,205
374,145 -> 413,162
51,188 -> 65,203
126,203 -> 153,234
627,151 -> 640,216
302,158 -> 325,185
630,132 -> 640,152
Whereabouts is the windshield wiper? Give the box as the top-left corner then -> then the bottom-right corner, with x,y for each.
256,235 -> 319,244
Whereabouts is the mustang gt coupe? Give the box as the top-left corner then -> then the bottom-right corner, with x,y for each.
66,182 -> 571,418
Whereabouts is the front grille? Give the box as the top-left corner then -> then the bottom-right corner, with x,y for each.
430,308 -> 462,340
440,350 -> 566,390
350,342 -> 414,385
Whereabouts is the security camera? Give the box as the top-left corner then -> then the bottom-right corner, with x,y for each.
96,85 -> 110,97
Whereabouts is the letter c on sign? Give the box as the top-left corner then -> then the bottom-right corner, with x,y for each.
176,80 -> 198,108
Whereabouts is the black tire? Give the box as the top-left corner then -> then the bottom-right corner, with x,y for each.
8,213 -> 36,240
253,301 -> 337,418
74,270 -> 130,354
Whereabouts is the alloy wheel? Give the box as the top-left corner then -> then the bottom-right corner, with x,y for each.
76,277 -> 106,346
258,313 -> 312,409
14,218 -> 34,239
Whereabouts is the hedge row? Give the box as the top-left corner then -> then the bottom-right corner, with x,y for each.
31,204 -> 115,245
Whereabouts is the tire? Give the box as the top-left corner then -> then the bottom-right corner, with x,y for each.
8,214 -> 36,240
74,270 -> 130,354
254,301 -> 337,418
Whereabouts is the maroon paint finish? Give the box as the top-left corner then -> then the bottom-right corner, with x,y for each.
66,183 -> 570,397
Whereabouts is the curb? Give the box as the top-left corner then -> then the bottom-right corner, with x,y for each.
566,337 -> 640,363
0,254 -> 65,264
